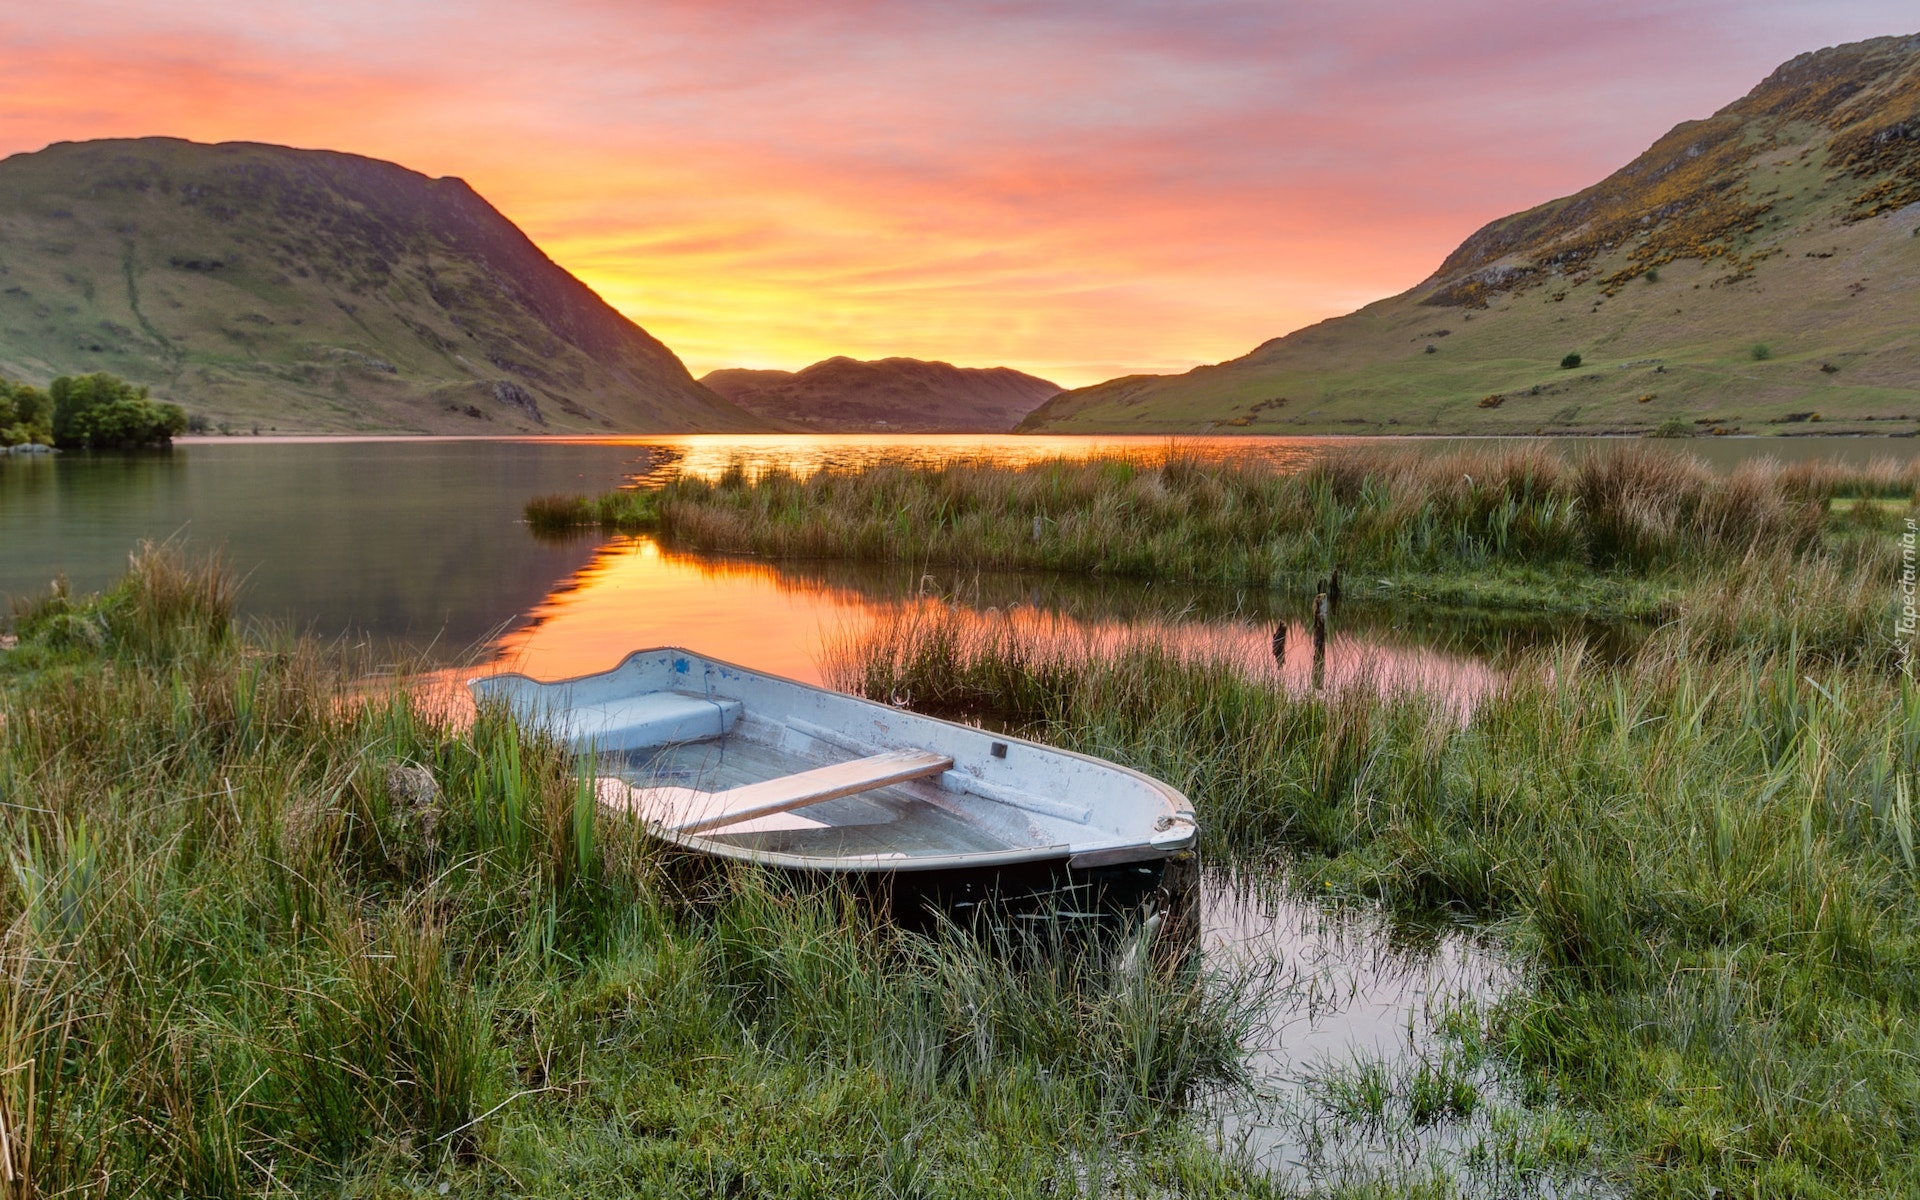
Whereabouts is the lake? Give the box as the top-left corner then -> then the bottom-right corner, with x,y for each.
5,432 -> 1907,684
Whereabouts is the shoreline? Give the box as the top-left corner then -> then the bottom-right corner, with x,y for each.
167,429 -> 1920,445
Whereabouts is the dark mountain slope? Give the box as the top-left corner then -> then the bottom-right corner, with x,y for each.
0,138 -> 759,433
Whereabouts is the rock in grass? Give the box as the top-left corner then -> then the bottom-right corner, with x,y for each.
386,763 -> 440,809
386,762 -> 443,853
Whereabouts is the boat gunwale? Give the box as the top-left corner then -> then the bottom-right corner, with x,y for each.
472,646 -> 1197,874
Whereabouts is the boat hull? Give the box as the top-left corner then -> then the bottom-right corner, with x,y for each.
846,847 -> 1193,927
655,837 -> 1199,936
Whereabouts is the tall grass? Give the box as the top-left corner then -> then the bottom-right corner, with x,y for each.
533,442 -> 1914,663
523,489 -> 659,537
536,443 -> 1913,594
0,550 -> 1264,1196
828,604 -> 1920,1195
10,540 -> 236,662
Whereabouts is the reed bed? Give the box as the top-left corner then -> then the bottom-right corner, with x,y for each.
532,441 -> 1917,665
828,603 -> 1920,1196
523,489 -> 659,537
532,443 -> 1914,608
0,548 -> 1265,1197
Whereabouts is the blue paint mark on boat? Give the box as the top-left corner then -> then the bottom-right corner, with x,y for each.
673,657 -> 691,674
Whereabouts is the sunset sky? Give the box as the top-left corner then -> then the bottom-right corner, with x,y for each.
2,2 -> 1911,387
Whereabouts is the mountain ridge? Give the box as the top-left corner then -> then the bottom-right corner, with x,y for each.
0,137 -> 760,433
701,356 -> 1061,432
1022,32 -> 1920,436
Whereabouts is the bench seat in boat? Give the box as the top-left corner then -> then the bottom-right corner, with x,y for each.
549,691 -> 742,752
600,748 -> 954,834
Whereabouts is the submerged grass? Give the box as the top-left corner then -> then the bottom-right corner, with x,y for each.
828,603 -> 1920,1196
528,442 -> 1916,623
0,547 -> 1268,1197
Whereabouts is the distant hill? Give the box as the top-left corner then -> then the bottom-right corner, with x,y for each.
702,357 -> 1062,432
1023,33 -> 1920,437
0,138 -> 760,433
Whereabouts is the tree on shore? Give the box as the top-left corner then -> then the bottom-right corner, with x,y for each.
0,377 -> 53,445
49,372 -> 186,449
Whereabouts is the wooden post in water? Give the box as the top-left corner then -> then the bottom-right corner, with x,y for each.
1271,622 -> 1287,666
1312,590 -> 1328,689
1032,515 -> 1043,543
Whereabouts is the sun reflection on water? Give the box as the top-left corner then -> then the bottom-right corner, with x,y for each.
529,432 -> 1346,487
487,536 -> 878,683
471,534 -> 1504,722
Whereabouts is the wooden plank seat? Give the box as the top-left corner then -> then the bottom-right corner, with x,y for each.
599,749 -> 955,835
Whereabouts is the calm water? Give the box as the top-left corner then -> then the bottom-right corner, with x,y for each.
5,433 -> 1905,675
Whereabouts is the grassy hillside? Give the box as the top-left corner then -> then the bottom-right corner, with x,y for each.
702,356 -> 1061,432
0,138 -> 761,434
1024,33 -> 1920,437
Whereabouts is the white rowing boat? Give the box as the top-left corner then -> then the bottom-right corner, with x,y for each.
470,648 -> 1197,905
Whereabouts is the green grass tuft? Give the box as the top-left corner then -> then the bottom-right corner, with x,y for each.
524,489 -> 660,536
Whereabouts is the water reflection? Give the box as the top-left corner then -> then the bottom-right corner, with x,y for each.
603,432 -> 1335,485
479,535 -> 1529,716
0,440 -> 648,648
1208,871 -> 1507,1068
488,537 -> 877,684
1204,872 -> 1607,1195
5,434 -> 1900,659
740,556 -> 1637,662
838,602 -> 1507,716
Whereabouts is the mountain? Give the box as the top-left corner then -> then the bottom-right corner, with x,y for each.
1023,33 -> 1920,437
0,138 -> 760,433
701,357 -> 1062,432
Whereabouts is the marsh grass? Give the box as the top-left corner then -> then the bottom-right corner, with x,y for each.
540,442 -> 1914,668
0,549 -> 1267,1197
524,489 -> 659,538
830,600 -> 1920,1194
9,540 -> 236,662
534,443 -> 1914,617
1250,1032 -> 1608,1200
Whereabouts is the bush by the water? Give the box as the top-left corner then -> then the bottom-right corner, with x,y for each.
0,377 -> 52,446
48,371 -> 186,449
